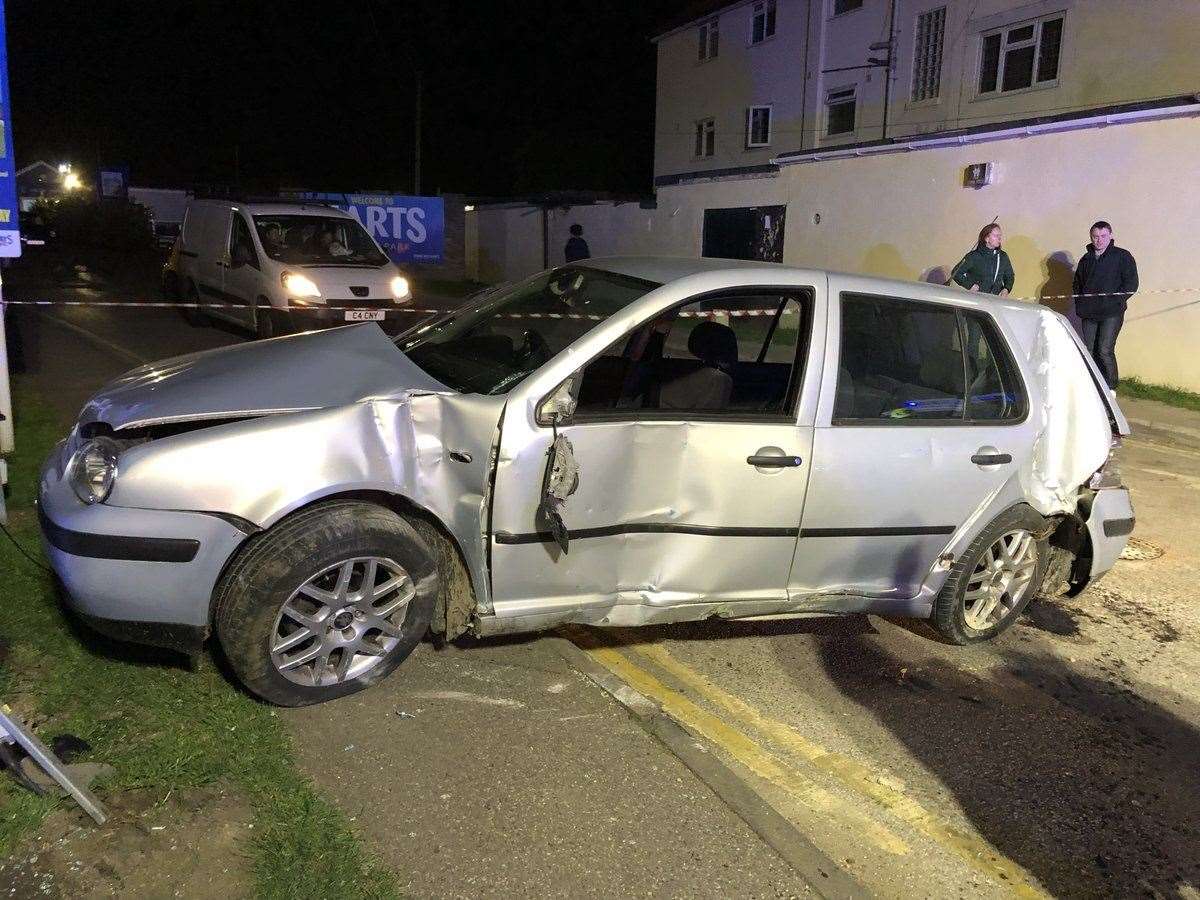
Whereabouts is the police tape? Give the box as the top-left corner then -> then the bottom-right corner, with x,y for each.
0,287 -> 1192,317
0,298 -> 795,320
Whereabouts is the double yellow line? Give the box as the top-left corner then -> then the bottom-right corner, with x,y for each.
567,626 -> 1046,899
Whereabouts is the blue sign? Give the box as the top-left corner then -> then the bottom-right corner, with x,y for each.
299,193 -> 444,264
0,0 -> 21,257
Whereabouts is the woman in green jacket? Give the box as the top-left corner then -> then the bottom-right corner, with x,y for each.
951,223 -> 1014,296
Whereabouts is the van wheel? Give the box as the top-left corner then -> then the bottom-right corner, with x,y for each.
253,299 -> 274,340
214,501 -> 437,706
181,283 -> 208,326
931,506 -> 1048,644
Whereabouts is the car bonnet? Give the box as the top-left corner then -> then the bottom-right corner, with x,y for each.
78,324 -> 450,431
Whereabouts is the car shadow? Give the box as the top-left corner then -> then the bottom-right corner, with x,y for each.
808,630 -> 1200,897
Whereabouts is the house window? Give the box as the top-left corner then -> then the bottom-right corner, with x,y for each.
751,0 -> 777,44
746,106 -> 772,147
698,18 -> 719,61
825,87 -> 856,135
911,6 -> 946,102
833,0 -> 863,15
695,118 -> 716,157
978,15 -> 1063,95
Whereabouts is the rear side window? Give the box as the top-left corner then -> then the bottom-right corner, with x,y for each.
962,312 -> 1024,420
835,293 -> 1025,423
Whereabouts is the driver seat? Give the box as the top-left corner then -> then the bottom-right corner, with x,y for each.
658,321 -> 738,410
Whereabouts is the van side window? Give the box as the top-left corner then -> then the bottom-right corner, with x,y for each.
835,294 -> 1025,423
230,214 -> 258,268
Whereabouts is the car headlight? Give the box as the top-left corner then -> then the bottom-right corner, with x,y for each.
68,438 -> 120,504
390,275 -> 411,301
281,272 -> 322,301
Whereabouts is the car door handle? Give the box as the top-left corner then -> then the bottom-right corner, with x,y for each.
746,454 -> 803,468
971,450 -> 1012,466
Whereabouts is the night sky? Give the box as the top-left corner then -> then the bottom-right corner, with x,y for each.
7,0 -> 678,197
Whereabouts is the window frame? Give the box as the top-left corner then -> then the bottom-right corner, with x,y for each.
750,0 -> 777,45
745,105 -> 773,148
824,86 -> 857,136
228,212 -> 260,270
694,118 -> 716,158
832,292 -> 1029,428
831,0 -> 864,17
976,13 -> 1065,98
910,6 -> 947,104
567,286 -> 816,426
698,17 -> 720,61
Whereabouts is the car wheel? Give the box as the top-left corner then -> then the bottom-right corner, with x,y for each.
214,500 -> 437,706
181,282 -> 208,326
931,505 -> 1048,644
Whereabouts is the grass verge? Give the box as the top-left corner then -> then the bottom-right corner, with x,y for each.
0,380 -> 399,899
1117,377 -> 1200,413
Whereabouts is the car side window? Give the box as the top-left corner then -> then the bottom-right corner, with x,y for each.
835,293 -> 1026,424
962,312 -> 1026,421
574,291 -> 811,419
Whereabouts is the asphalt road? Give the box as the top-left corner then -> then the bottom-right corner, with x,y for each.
7,253 -> 1199,897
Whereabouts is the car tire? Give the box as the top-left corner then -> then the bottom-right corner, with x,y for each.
181,282 -> 208,327
213,500 -> 438,706
931,505 -> 1049,645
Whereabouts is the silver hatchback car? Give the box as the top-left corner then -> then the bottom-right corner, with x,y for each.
39,258 -> 1134,705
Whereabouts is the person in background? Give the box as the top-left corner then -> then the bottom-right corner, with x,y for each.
564,223 -> 590,263
1073,220 -> 1138,390
951,223 -> 1015,296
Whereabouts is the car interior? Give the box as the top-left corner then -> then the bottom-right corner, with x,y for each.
576,293 -> 810,416
835,294 -> 1018,421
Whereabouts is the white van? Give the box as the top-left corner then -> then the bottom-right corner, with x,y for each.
176,200 -> 412,338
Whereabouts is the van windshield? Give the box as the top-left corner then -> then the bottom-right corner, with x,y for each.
397,267 -> 659,394
252,215 -> 388,267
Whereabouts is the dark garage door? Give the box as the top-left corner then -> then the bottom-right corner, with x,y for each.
702,205 -> 786,262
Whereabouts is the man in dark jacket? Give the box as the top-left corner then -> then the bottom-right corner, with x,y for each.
1072,221 -> 1138,389
564,224 -> 590,263
951,223 -> 1015,296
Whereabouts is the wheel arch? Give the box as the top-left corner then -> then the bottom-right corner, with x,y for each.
206,488 -> 481,640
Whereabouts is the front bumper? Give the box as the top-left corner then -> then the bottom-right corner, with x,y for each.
38,447 -> 250,644
1084,486 -> 1135,578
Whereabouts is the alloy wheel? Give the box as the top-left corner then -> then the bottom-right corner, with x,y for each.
963,529 -> 1038,631
270,556 -> 415,687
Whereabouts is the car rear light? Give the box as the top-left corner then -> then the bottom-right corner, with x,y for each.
1088,436 -> 1124,490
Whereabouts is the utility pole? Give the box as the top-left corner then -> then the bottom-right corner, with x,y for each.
869,0 -> 897,141
413,70 -> 422,196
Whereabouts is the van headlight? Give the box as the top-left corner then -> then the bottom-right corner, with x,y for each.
281,271 -> 322,300
390,275 -> 411,300
68,438 -> 120,504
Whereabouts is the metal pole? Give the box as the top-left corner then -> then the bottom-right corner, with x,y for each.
881,0 -> 896,141
414,70 -> 423,195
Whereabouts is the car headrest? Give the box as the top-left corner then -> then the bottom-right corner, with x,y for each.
688,321 -> 738,369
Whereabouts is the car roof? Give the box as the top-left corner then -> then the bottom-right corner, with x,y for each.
187,199 -> 355,219
577,256 -> 1041,319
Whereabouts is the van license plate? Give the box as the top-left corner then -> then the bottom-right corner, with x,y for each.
345,310 -> 385,321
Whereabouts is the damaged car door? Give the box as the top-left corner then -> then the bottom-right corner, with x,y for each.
489,287 -> 819,626
794,285 -> 1039,605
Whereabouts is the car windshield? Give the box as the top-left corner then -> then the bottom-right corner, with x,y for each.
252,214 -> 388,266
397,267 -> 659,394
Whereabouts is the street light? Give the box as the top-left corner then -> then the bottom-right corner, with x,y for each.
63,172 -> 82,190
57,162 -> 70,174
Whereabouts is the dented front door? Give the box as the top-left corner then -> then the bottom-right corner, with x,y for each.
487,415 -> 813,623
